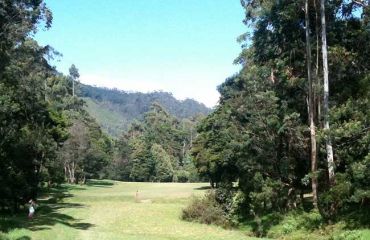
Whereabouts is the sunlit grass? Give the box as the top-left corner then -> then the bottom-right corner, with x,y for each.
0,180 -> 255,240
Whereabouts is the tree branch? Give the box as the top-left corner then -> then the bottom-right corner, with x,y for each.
352,0 -> 369,7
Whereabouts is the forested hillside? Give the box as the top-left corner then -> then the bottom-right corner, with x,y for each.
80,84 -> 211,137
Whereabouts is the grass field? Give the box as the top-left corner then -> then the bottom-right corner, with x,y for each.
0,181 -> 257,240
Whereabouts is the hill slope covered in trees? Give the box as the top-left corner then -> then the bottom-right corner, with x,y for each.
79,84 -> 211,137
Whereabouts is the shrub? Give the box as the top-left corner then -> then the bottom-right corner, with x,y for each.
300,210 -> 323,230
265,210 -> 324,238
319,173 -> 352,218
333,231 -> 362,240
181,191 -> 232,228
175,170 -> 190,183
0,233 -> 9,240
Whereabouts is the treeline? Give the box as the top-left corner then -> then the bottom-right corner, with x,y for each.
105,103 -> 201,183
191,0 -> 369,232
0,1 -> 112,211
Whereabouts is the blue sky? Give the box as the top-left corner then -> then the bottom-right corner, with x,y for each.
35,0 -> 246,107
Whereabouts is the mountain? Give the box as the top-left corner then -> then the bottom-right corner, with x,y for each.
79,84 -> 212,137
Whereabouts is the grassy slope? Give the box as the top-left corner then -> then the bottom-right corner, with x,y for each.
0,181 -> 256,240
83,98 -> 127,137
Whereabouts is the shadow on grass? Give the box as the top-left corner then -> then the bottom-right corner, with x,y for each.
0,185 -> 94,234
86,180 -> 114,188
194,186 -> 212,191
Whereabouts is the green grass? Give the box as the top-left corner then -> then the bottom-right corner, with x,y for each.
3,181 -> 367,240
0,181 -> 257,240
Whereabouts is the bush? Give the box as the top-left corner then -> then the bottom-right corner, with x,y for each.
265,210 -> 324,238
333,230 -> 363,240
300,210 -> 323,230
0,233 -> 9,240
175,170 -> 190,183
181,191 -> 232,228
319,173 -> 352,218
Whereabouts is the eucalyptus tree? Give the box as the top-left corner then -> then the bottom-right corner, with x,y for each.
191,0 -> 370,225
305,0 -> 318,208
69,64 -> 80,97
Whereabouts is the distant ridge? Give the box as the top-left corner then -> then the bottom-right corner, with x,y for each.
79,84 -> 212,137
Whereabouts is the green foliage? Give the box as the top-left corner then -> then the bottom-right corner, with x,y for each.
261,211 -> 323,238
128,137 -> 153,181
191,0 -> 370,236
107,102 -> 201,183
0,37 -> 64,210
175,170 -> 190,183
244,210 -> 370,240
333,230 -> 364,240
151,144 -> 174,182
0,1 -> 114,211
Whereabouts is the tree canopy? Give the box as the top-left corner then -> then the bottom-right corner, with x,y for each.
192,0 -> 369,230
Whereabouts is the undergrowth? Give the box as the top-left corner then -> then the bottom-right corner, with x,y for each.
241,209 -> 370,239
181,191 -> 233,228
182,192 -> 370,239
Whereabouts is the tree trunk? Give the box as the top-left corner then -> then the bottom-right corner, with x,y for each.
305,0 -> 318,208
64,164 -> 67,182
210,178 -> 215,188
45,79 -> 47,101
190,129 -> 193,148
67,164 -> 72,183
71,161 -> 76,184
320,0 -> 335,185
314,0 -> 321,126
72,78 -> 75,97
182,140 -> 186,159
81,169 -> 86,184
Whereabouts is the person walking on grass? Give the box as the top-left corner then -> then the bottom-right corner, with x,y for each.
28,199 -> 36,219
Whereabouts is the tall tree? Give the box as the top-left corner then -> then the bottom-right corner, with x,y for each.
151,144 -> 174,182
69,64 -> 80,97
320,0 -> 335,184
62,120 -> 88,183
305,0 -> 318,208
